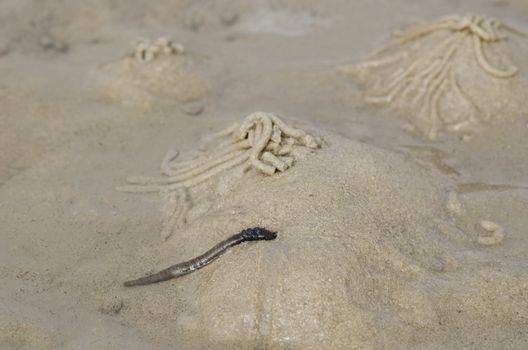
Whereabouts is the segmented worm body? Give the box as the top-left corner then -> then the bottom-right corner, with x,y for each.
124,227 -> 277,287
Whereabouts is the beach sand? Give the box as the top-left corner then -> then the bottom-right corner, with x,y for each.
1,1 -> 527,349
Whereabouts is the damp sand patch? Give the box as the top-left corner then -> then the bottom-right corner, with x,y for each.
234,9 -> 328,37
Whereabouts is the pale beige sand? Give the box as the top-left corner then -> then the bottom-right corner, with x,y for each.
1,1 -> 527,349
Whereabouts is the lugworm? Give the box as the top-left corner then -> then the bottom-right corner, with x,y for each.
124,227 -> 277,287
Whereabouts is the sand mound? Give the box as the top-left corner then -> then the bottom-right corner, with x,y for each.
91,37 -> 208,109
115,129 -> 526,349
1,121 -> 526,349
343,14 -> 528,139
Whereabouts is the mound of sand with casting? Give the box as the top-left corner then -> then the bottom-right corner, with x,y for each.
2,124 -> 525,349
90,38 -> 208,110
344,14 -> 528,139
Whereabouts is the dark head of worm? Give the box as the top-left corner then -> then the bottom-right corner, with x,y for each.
124,227 -> 277,287
238,227 -> 277,241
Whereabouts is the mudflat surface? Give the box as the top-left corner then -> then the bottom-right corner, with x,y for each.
1,1 -> 527,349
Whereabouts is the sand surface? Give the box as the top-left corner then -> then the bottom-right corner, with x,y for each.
1,1 -> 527,349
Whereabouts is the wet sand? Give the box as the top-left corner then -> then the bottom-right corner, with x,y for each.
1,1 -> 527,349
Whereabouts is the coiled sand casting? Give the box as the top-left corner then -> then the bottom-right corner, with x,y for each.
118,112 -> 321,240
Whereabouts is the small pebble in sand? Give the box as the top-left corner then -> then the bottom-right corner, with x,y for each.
98,296 -> 124,315
181,100 -> 205,116
477,220 -> 505,246
428,255 -> 459,272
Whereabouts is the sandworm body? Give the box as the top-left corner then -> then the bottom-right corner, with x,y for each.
124,227 -> 277,287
